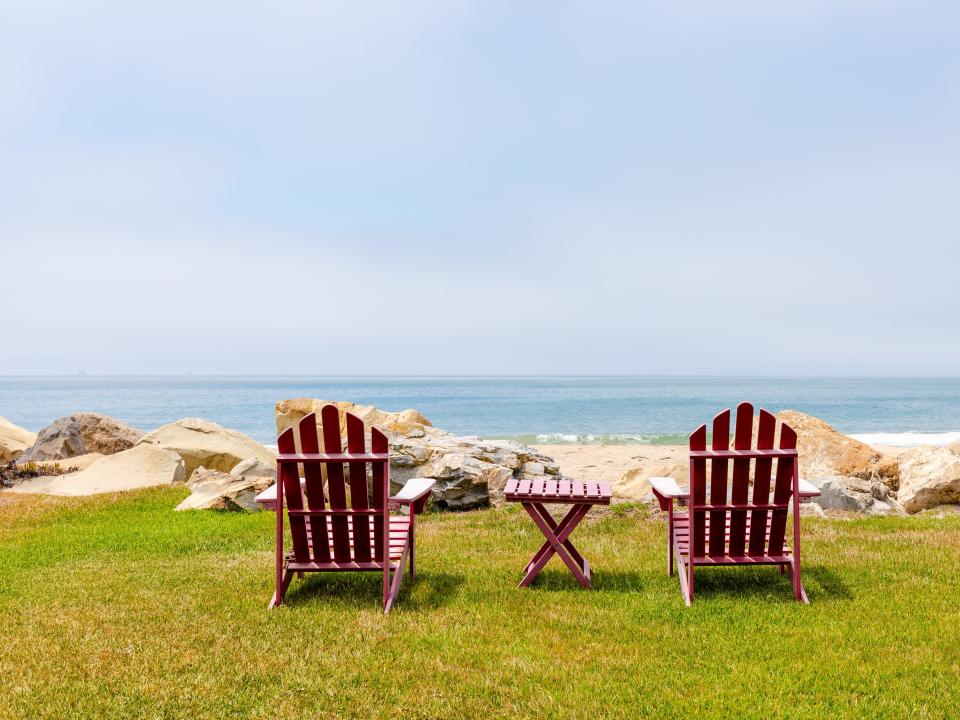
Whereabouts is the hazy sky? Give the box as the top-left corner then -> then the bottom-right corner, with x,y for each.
2,1 -> 959,375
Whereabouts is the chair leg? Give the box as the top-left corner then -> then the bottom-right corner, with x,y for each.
667,506 -> 675,576
268,569 -> 293,610
790,560 -> 810,604
383,565 -> 391,610
409,524 -> 416,580
667,526 -> 674,577
676,551 -> 693,607
385,561 -> 406,614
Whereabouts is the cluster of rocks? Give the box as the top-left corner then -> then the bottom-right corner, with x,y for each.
612,410 -> 960,516
5,404 -> 960,517
2,400 -> 568,512
276,399 -> 566,510
779,412 -> 960,516
2,412 -> 277,510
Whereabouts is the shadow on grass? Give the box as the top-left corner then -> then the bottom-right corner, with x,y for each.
675,563 -> 853,604
282,569 -> 465,610
519,567 -> 643,593
804,565 -> 854,601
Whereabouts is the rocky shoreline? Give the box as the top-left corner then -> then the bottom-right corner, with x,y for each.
3,402 -> 959,517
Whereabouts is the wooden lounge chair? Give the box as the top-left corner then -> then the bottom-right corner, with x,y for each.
268,405 -> 434,613
650,402 -> 820,605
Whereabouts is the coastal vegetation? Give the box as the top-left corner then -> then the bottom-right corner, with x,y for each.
0,460 -> 78,487
1,487 -> 958,719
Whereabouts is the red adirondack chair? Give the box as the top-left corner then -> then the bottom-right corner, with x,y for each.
268,405 -> 434,613
651,402 -> 820,605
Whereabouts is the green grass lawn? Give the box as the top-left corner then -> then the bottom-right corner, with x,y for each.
1,489 -> 958,719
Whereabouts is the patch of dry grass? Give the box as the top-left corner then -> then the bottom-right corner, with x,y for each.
1,488 -> 958,719
0,461 -> 79,487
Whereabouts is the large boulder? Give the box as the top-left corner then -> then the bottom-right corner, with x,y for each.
897,446 -> 960,513
614,463 -> 686,501
9,444 -> 185,496
274,399 -> 564,510
418,453 -> 514,510
0,416 -> 36,463
229,456 -> 275,486
137,418 -> 276,477
175,465 -> 269,511
275,399 -> 431,446
19,413 -> 142,462
775,411 -> 883,480
813,476 -> 906,516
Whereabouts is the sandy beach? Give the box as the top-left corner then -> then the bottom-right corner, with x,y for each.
533,444 -> 687,484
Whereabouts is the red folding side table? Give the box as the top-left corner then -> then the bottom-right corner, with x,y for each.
504,477 -> 612,589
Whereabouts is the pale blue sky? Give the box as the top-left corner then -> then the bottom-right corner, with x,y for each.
2,1 -> 959,375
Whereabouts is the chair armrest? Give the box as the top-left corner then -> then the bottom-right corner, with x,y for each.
797,478 -> 820,498
650,476 -> 688,512
390,477 -> 436,513
254,478 -> 305,511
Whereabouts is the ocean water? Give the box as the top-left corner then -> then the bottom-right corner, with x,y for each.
1,376 -> 959,446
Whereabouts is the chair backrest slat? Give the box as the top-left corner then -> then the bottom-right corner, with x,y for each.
370,427 -> 388,562
298,414 -> 331,564
748,409 -> 777,555
690,424 -> 708,558
708,409 -> 731,558
767,424 -> 798,556
346,412 -> 372,563
727,401 -> 754,556
278,426 -> 311,562
320,404 -> 352,563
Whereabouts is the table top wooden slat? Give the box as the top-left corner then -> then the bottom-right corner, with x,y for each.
504,476 -> 611,505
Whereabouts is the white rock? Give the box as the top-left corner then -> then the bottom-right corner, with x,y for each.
137,418 -> 276,476
897,446 -> 960,513
521,461 -> 545,475
176,466 -> 261,511
814,476 -> 906,516
615,463 -> 687,501
799,502 -> 827,518
0,416 -> 36,463
230,456 -> 275,484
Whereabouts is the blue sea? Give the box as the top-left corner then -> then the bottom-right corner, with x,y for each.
2,376 -> 960,447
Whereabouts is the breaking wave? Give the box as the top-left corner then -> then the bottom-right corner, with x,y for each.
849,432 -> 960,448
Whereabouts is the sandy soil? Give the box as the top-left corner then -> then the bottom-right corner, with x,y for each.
533,444 -> 686,483
873,445 -> 908,460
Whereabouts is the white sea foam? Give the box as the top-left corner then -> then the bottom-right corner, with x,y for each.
535,434 -> 582,443
850,432 -> 960,448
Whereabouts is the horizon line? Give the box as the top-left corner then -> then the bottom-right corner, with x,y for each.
2,373 -> 960,380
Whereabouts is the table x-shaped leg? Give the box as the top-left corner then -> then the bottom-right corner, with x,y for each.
520,502 -> 593,588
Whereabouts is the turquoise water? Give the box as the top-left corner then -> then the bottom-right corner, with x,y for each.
1,376 -> 959,445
